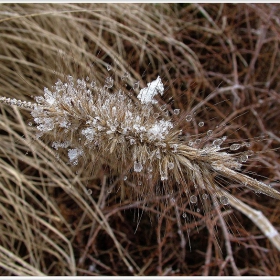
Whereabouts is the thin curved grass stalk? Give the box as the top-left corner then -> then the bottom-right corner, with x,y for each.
0,245 -> 46,276
216,187 -> 280,251
1,75 -> 280,251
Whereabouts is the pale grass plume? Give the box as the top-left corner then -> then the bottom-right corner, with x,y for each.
1,72 -> 280,251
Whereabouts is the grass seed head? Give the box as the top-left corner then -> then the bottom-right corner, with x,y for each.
2,73 -> 279,206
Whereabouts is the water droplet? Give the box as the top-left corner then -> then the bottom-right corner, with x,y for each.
240,154 -> 248,162
186,115 -> 192,122
230,144 -> 241,151
170,197 -> 175,204
197,208 -> 200,212
87,189 -> 92,195
90,81 -> 96,88
207,130 -> 213,136
147,166 -> 153,172
198,122 -> 204,127
190,195 -> 197,204
182,213 -> 187,218
213,201 -> 219,208
161,172 -> 168,181
202,193 -> 208,200
153,113 -> 160,118
28,122 -> 33,126
138,181 -> 142,185
123,176 -> 127,181
174,109 -> 180,115
168,162 -> 174,170
104,77 -> 114,88
214,164 -> 222,171
134,161 -> 143,172
121,71 -> 130,80
247,150 -> 254,156
156,150 -> 161,159
195,139 -> 201,145
160,104 -> 167,111
106,64 -> 112,71
188,140 -> 194,147
133,81 -> 140,90
213,138 -> 223,146
220,195 -> 229,205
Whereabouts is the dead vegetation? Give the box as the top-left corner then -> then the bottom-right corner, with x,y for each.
0,3 -> 280,276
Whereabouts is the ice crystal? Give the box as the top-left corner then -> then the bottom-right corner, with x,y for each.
137,76 -> 164,104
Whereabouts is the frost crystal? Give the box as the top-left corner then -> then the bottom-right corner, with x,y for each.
44,88 -> 56,105
81,128 -> 95,142
147,120 -> 173,141
68,148 -> 83,165
134,161 -> 143,172
52,141 -> 70,150
137,76 -> 164,104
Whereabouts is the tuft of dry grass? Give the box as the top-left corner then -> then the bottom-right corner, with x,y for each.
1,3 -> 280,276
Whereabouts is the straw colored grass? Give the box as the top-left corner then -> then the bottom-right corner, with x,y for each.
0,3 -> 280,276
